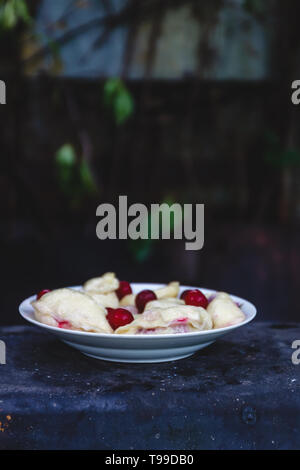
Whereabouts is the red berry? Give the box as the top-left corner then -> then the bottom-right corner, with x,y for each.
106,307 -> 115,316
135,290 -> 157,313
116,281 -> 132,300
183,289 -> 208,309
106,308 -> 134,330
180,290 -> 189,301
37,289 -> 51,300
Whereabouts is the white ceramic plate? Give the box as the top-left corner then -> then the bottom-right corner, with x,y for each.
19,283 -> 256,363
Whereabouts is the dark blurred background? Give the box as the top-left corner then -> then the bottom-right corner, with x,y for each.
0,0 -> 299,325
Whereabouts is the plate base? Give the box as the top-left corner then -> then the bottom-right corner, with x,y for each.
82,351 -> 195,363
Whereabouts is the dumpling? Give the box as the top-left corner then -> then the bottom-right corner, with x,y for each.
83,272 -> 119,294
31,288 -> 113,333
115,305 -> 212,335
207,292 -> 246,329
119,293 -> 135,307
85,291 -> 119,309
145,298 -> 184,310
119,281 -> 180,307
155,282 -> 179,299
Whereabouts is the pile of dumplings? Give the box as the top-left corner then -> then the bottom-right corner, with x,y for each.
31,273 -> 246,335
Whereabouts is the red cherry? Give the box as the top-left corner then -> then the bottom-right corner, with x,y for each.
135,289 -> 157,313
180,290 -> 189,301
106,307 -> 115,316
116,281 -> 132,300
106,308 -> 134,330
183,289 -> 208,309
37,289 -> 51,300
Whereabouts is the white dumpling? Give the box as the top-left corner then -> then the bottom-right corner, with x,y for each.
207,292 -> 246,329
155,282 -> 180,299
32,288 -> 113,333
119,293 -> 135,307
119,281 -> 180,307
115,305 -> 212,335
85,291 -> 119,309
83,272 -> 119,294
145,298 -> 184,310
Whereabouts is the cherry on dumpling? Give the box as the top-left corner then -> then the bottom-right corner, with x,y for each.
180,290 -> 189,301
135,290 -> 157,313
182,289 -> 208,309
106,308 -> 134,330
116,281 -> 132,300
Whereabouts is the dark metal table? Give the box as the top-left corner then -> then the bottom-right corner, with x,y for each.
0,323 -> 299,450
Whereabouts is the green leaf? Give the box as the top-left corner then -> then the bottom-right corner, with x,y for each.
55,143 -> 76,167
114,89 -> 134,125
103,78 -> 122,106
1,2 -> 17,29
0,0 -> 31,30
15,0 -> 31,24
55,144 -> 77,196
103,78 -> 134,125
55,144 -> 98,205
79,159 -> 97,194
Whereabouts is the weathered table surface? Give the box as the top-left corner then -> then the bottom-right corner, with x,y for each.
0,323 -> 299,450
